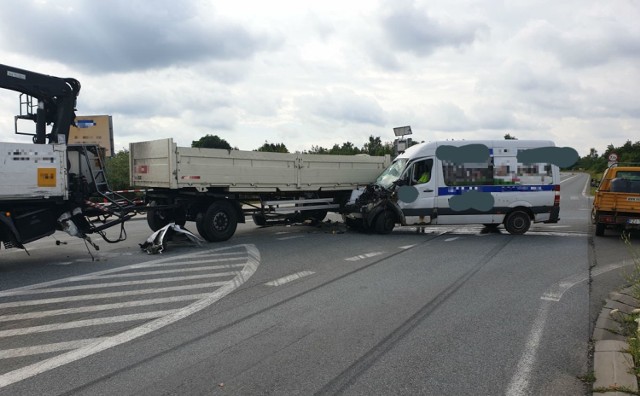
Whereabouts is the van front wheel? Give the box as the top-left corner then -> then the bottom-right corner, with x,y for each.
374,211 -> 395,234
504,211 -> 531,235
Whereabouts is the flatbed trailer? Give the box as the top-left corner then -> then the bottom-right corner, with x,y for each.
130,138 -> 390,241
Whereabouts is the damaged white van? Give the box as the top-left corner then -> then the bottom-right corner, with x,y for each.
343,140 -> 576,235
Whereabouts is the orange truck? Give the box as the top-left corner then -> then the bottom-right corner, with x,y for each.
592,165 -> 640,236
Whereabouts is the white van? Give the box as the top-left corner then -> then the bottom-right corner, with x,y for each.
344,140 -> 563,235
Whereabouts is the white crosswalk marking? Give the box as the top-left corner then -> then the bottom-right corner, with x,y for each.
0,244 -> 261,389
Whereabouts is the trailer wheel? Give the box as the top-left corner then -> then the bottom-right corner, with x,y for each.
147,201 -> 170,231
202,201 -> 238,242
595,222 -> 605,236
374,210 -> 395,234
504,211 -> 530,235
195,211 -> 208,239
252,213 -> 267,226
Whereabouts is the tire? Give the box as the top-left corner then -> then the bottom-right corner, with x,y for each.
374,210 -> 395,234
308,209 -> 328,222
504,211 -> 531,235
202,201 -> 238,242
595,223 -> 605,237
252,213 -> 267,226
195,211 -> 208,239
147,201 -> 170,231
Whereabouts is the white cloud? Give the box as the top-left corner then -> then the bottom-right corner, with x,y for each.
0,0 -> 638,158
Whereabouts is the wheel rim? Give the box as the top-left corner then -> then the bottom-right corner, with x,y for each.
512,217 -> 526,230
213,212 -> 229,231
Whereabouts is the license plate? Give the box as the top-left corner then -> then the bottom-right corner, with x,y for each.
628,218 -> 640,225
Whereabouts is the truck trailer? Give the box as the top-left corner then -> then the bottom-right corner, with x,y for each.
129,138 -> 391,242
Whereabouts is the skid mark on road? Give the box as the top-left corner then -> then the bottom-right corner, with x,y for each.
0,244 -> 260,389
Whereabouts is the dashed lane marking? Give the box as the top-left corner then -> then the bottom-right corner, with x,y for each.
345,252 -> 384,262
277,235 -> 305,241
265,271 -> 315,286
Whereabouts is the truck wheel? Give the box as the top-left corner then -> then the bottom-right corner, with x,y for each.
595,223 -> 605,236
309,210 -> 328,223
202,201 -> 238,242
147,201 -> 170,231
252,213 -> 267,226
374,211 -> 395,234
504,211 -> 531,235
195,211 -> 208,239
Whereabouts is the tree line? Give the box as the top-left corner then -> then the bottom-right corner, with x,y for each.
571,140 -> 640,174
191,134 -> 398,156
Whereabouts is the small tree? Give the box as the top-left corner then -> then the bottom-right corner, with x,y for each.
191,134 -> 232,150
504,133 -> 517,140
105,149 -> 131,191
256,141 -> 289,153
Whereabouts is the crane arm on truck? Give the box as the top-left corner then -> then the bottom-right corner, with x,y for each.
0,63 -> 80,144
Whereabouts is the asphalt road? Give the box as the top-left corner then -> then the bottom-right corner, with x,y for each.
1,173 -> 635,395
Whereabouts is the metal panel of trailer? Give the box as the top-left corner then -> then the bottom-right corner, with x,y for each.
130,138 -> 390,192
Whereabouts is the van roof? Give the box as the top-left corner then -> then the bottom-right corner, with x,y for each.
398,139 -> 556,159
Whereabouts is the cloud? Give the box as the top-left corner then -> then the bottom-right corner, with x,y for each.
0,0 -> 278,74
377,0 -> 487,58
517,19 -> 640,68
297,88 -> 387,125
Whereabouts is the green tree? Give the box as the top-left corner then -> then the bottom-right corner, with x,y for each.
256,141 -> 289,153
191,134 -> 232,149
105,149 -> 131,191
504,133 -> 517,140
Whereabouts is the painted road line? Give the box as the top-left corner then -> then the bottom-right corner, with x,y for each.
399,245 -> 417,249
0,310 -> 178,338
345,252 -> 384,262
0,293 -> 210,322
0,249 -> 248,296
1,273 -> 240,297
0,282 -> 225,309
541,260 -> 634,302
80,266 -> 232,280
0,339 -> 102,359
131,259 -> 246,269
444,237 -> 460,242
506,300 -> 552,396
0,244 -> 260,389
277,235 -> 305,241
265,271 -> 315,287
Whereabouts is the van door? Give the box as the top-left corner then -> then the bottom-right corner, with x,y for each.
398,158 -> 436,225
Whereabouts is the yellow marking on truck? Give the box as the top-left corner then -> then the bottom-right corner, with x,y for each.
37,168 -> 56,187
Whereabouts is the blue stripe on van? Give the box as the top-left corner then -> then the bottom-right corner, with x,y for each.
438,185 -> 556,196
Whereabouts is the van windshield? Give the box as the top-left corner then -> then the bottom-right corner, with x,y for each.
376,159 -> 408,189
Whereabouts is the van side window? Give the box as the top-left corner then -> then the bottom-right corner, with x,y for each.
442,159 -> 493,186
410,159 -> 433,185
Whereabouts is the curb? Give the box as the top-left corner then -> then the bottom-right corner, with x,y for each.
593,287 -> 639,394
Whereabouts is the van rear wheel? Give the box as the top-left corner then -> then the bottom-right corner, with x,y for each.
504,211 -> 530,235
595,223 -> 605,236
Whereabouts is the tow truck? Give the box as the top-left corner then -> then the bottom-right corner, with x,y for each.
0,64 -> 140,251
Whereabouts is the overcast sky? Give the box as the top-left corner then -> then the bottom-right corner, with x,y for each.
1,0 -> 638,156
